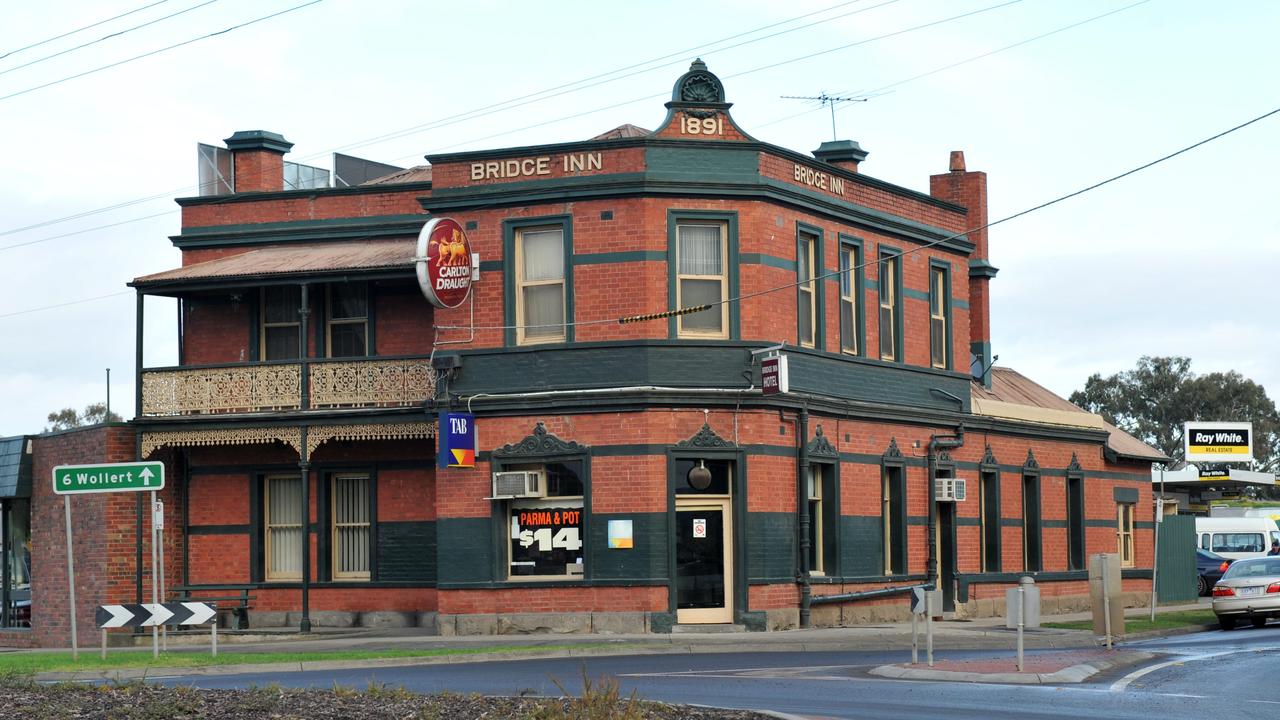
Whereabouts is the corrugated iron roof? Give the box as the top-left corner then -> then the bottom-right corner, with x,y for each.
133,238 -> 417,286
591,124 -> 651,140
0,436 -> 32,499
361,165 -> 433,185
973,367 -> 1167,462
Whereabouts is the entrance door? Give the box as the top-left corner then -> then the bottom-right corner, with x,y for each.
936,502 -> 957,612
675,498 -> 732,624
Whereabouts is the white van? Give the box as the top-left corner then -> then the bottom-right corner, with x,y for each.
1196,517 -> 1280,560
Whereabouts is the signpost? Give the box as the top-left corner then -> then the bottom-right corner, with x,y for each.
53,461 -> 166,660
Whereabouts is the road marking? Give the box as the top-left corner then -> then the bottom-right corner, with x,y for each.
1249,700 -> 1280,705
1111,647 -> 1280,692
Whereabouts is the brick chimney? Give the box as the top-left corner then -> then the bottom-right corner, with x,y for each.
929,150 -> 998,387
224,130 -> 293,193
812,139 -> 868,173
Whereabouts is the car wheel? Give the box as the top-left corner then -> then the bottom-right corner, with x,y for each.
1253,617 -> 1267,629
1219,616 -> 1236,631
1198,576 -> 1209,596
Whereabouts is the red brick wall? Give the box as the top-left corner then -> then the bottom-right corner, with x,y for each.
28,425 -> 136,648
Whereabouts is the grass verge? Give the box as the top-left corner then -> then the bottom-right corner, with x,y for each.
0,643 -> 620,677
1041,608 -> 1216,633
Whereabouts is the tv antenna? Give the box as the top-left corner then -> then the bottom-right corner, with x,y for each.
780,92 -> 869,141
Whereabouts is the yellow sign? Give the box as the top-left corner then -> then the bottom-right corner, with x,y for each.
1184,421 -> 1252,462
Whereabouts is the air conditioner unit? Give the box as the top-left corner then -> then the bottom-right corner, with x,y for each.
935,478 -> 967,502
491,470 -> 546,499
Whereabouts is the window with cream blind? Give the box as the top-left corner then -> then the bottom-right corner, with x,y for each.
516,226 -> 566,344
676,223 -> 728,338
331,474 -> 371,580
265,475 -> 302,581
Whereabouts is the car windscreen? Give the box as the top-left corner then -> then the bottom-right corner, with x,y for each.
1222,558 -> 1280,579
1211,533 -> 1265,553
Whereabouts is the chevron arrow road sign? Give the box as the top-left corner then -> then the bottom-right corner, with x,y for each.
95,602 -> 217,628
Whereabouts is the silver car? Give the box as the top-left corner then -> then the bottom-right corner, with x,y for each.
1212,556 -> 1280,630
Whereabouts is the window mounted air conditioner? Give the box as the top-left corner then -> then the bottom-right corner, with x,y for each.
491,470 -> 546,499
935,478 -> 967,502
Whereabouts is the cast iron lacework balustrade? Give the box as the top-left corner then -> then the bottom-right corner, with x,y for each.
141,364 -> 302,416
140,358 -> 435,416
310,359 -> 435,409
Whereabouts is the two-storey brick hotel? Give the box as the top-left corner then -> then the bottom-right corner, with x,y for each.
5,62 -> 1167,645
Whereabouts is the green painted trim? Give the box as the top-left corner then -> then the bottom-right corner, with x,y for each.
169,214 -> 427,249
573,250 -> 666,265
665,444 -> 749,623
837,235 -> 866,358
1086,519 -> 1122,528
1114,487 -> 1139,503
502,215 -> 574,347
479,260 -> 504,272
666,210 -> 740,340
928,259 -> 954,372
1066,472 -> 1086,571
422,177 -> 975,256
980,467 -> 1001,572
1023,473 -> 1043,572
796,222 -> 825,351
1135,521 -> 1156,529
490,450 -> 592,584
953,298 -> 970,310
427,136 -> 964,214
969,259 -> 999,279
882,461 -> 907,575
902,288 -> 929,302
740,252 -> 796,272
877,245 -> 905,363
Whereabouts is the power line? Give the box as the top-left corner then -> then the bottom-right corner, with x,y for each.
388,0 -> 1025,165
0,0 -> 908,241
329,0 -> 883,155
0,0 -> 325,103
436,101 -> 1280,333
0,291 -> 133,320
0,0 -> 172,61
0,0 -> 222,79
0,210 -> 176,252
757,0 -> 1152,132
334,0 -> 901,156
9,96 -> 1277,324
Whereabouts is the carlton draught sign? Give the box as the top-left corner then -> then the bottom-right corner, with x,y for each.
415,217 -> 474,308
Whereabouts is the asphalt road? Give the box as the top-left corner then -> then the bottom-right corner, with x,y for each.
153,626 -> 1280,719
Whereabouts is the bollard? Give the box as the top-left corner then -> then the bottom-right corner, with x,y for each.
1016,584 -> 1025,672
911,612 -> 918,665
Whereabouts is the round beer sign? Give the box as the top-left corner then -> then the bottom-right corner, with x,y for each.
415,217 -> 473,309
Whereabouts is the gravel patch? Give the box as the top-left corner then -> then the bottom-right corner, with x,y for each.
0,678 -> 775,719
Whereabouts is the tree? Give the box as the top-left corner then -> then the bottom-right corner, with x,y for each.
1070,356 -> 1280,473
44,402 -> 122,432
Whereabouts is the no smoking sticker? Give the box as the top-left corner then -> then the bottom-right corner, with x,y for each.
692,518 -> 707,538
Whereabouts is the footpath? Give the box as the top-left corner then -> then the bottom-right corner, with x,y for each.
21,601 -> 1213,685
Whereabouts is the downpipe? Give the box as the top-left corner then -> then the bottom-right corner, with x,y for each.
796,405 -> 811,628
927,424 -> 965,601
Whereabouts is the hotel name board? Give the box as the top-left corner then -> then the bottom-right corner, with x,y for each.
793,163 -> 845,197
472,152 -> 604,180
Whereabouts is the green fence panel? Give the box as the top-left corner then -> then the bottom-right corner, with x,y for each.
1156,515 -> 1197,603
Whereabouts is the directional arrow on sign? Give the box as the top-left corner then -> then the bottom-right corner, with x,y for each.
139,467 -> 155,486
95,602 -> 218,628
95,605 -> 135,628
176,602 -> 217,626
139,603 -> 174,627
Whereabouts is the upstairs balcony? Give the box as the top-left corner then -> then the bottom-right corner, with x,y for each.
140,356 -> 436,417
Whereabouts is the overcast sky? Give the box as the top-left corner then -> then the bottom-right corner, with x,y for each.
1,0 -> 1277,436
